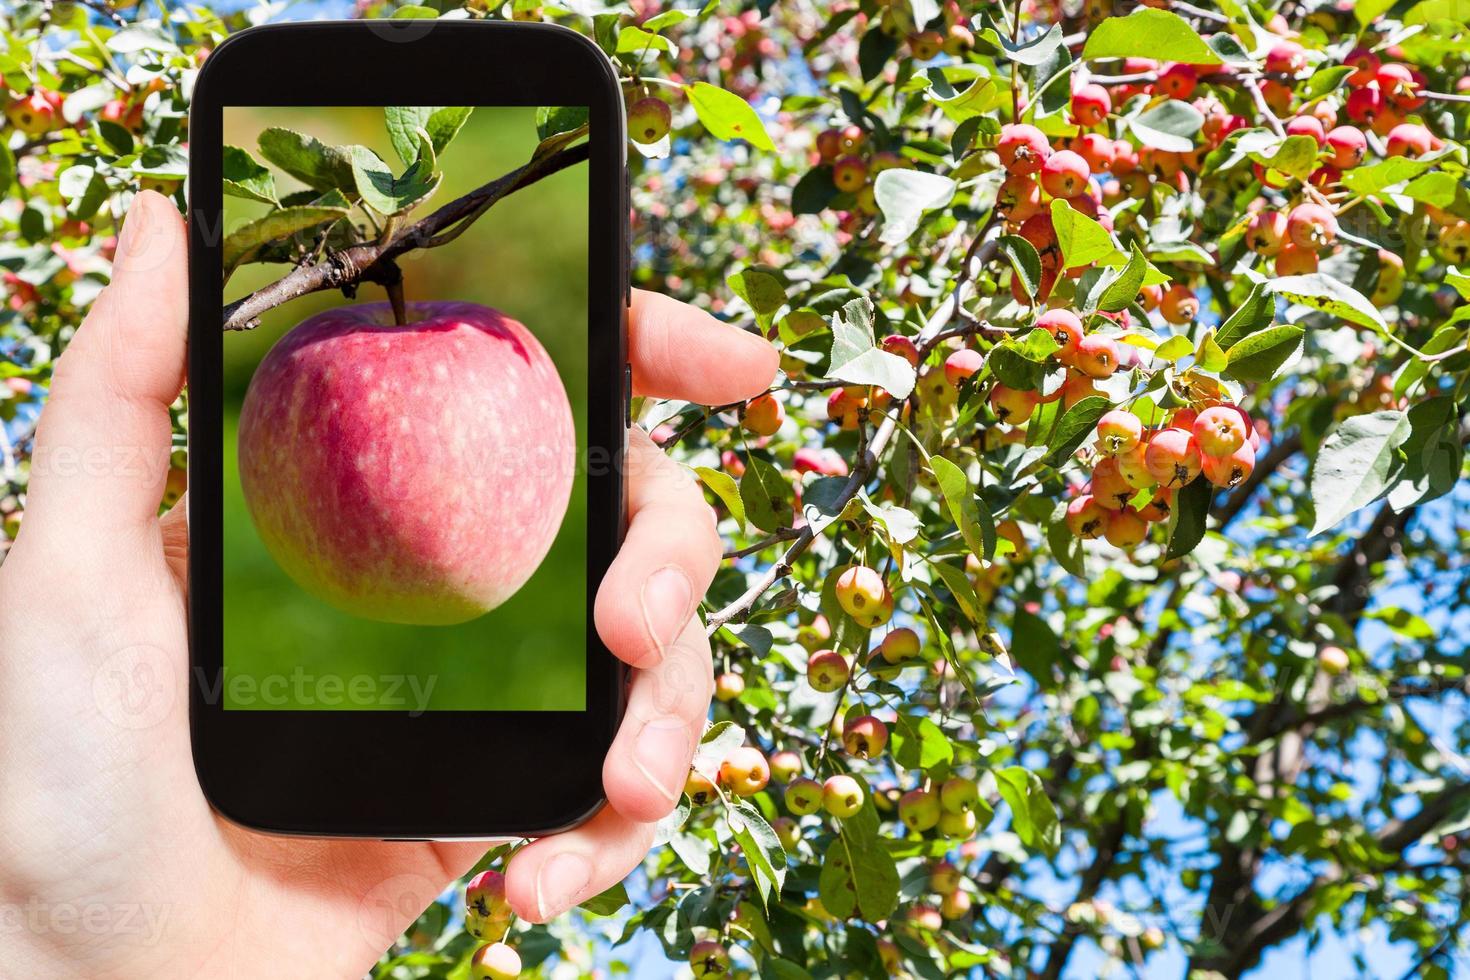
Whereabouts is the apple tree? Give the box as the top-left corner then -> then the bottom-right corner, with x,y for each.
2,0 -> 1469,977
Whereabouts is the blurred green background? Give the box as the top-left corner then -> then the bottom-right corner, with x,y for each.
221,106 -> 588,711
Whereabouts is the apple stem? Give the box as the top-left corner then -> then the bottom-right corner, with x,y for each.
382,265 -> 407,326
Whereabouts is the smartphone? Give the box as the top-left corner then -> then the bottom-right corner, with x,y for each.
187,20 -> 629,838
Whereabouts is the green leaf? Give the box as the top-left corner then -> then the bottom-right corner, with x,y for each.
1081,9 -> 1222,65
828,297 -> 917,398
257,127 -> 357,192
1050,199 -> 1117,269
998,234 -> 1042,299
692,720 -> 745,777
995,767 -> 1060,856
1354,0 -> 1397,24
930,559 -> 984,623
536,105 -> 590,141
728,799 -> 787,912
1247,134 -> 1320,182
1309,410 -> 1412,535
1154,335 -> 1193,362
578,881 -> 629,915
739,456 -> 795,534
384,106 -> 473,167
616,25 -> 676,54
350,133 -> 441,217
890,715 -> 954,770
1224,325 -> 1304,382
1165,476 -> 1213,560
1405,0 -> 1466,25
931,456 -> 995,561
1047,500 -> 1086,577
222,202 -> 350,274
1011,608 -> 1061,683
1045,395 -> 1110,466
222,145 -> 277,205
57,164 -> 108,219
1214,282 -> 1276,348
1274,273 -> 1386,333
727,266 -> 787,322
1097,243 -> 1148,312
642,8 -> 693,30
818,820 -> 900,920
1130,99 -> 1204,153
695,466 -> 746,531
874,169 -> 956,245
931,72 -> 1002,122
1340,153 -> 1444,198
685,82 -> 774,151
0,140 -> 13,196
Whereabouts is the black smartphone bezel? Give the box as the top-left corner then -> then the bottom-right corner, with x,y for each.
188,20 -> 628,839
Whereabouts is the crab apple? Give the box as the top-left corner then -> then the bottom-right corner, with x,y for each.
815,128 -> 843,161
793,447 -> 848,478
989,383 -> 1037,424
101,98 -> 145,132
1386,122 -> 1434,158
470,942 -> 521,980
1071,83 -> 1112,127
1153,63 -> 1197,100
1066,494 -> 1106,539
1145,428 -> 1203,488
627,97 -> 672,144
939,775 -> 979,814
997,173 -> 1044,221
714,672 -> 745,702
689,940 -> 730,978
931,860 -> 962,894
881,334 -> 920,366
766,815 -> 803,852
1326,126 -> 1367,169
1074,334 -> 1120,379
835,565 -> 893,628
908,30 -> 943,60
237,302 -> 573,626
1201,441 -> 1255,488
807,650 -> 850,692
1275,242 -> 1319,275
880,627 -> 922,664
1160,285 -> 1199,325
837,124 -> 865,153
742,392 -> 785,436
941,889 -> 973,920
823,774 -> 866,818
1096,409 -> 1144,456
785,776 -> 824,815
466,870 -> 510,921
944,348 -> 984,387
1285,115 -> 1326,146
1345,87 -> 1384,125
899,788 -> 941,832
1040,149 -> 1091,199
1116,443 -> 1153,490
1287,203 -> 1337,250
721,747 -> 771,797
769,750 -> 803,784
465,911 -> 510,944
1075,133 -> 1115,174
1103,507 -> 1148,548
1037,308 -> 1083,359
1090,456 -> 1135,511
997,123 -> 1051,175
843,715 -> 889,758
1193,405 -> 1248,456
1138,488 -> 1173,522
1245,211 -> 1288,257
796,614 -> 832,651
685,769 -> 719,805
939,807 -> 978,839
1318,645 -> 1350,674
832,155 -> 867,193
1265,40 -> 1307,75
826,386 -> 865,428
5,89 -> 58,136
1440,222 -> 1470,265
1345,47 -> 1381,85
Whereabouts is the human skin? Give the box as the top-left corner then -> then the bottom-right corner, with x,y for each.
0,191 -> 778,976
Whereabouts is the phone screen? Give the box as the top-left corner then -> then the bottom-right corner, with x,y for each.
219,106 -> 589,714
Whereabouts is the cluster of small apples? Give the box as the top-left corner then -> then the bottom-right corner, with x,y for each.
460,870 -> 521,979
868,0 -> 973,63
890,773 -> 983,840
3,86 -> 64,137
813,122 -> 912,217
685,740 -> 874,824
1065,403 -> 1264,548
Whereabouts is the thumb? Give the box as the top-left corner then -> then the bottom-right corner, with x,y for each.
22,191 -> 189,541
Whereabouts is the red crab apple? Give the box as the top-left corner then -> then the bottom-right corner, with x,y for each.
720,747 -> 770,797
237,302 -> 575,626
807,649 -> 850,692
770,750 -> 803,783
470,942 -> 521,980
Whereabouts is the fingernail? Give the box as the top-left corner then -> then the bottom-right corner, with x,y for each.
116,192 -> 155,267
640,565 -> 692,660
635,716 -> 691,803
534,852 -> 592,921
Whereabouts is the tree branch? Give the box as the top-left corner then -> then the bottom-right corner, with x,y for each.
221,142 -> 590,331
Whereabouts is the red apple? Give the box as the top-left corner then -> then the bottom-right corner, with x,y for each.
237,301 -> 574,625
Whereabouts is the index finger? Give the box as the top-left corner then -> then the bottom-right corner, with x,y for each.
628,289 -> 779,404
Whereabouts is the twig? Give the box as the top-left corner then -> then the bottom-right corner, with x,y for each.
1242,77 -> 1286,139
705,413 -> 897,634
222,142 -> 589,330
722,527 -> 802,560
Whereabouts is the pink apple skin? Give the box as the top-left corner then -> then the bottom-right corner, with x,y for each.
237,301 -> 574,625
